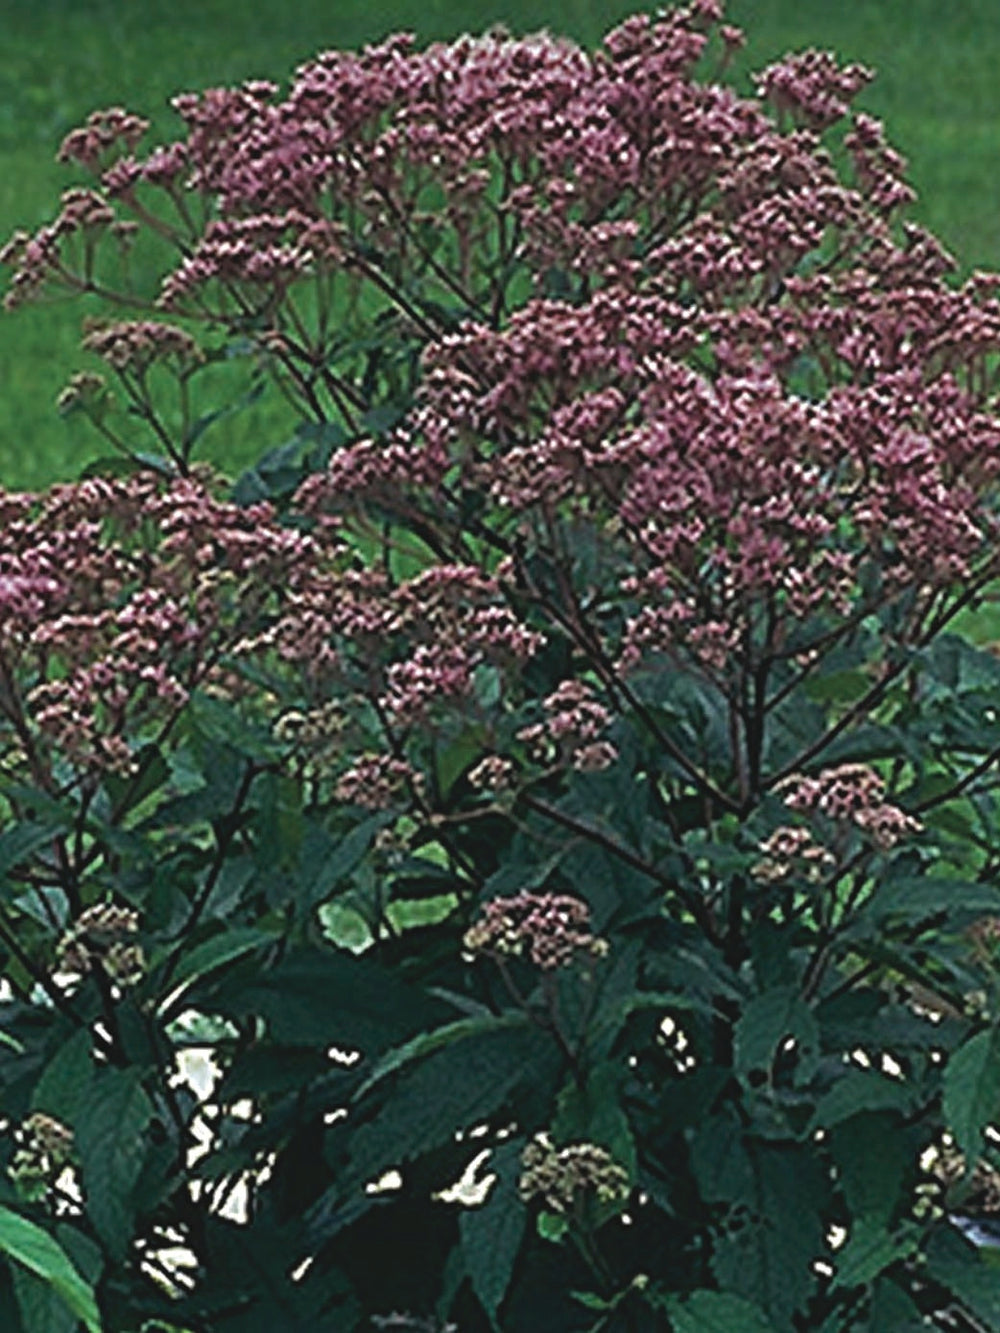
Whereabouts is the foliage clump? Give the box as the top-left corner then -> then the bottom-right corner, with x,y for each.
4,2 -> 1000,1329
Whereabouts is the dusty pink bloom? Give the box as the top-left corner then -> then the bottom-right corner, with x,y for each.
780,764 -> 922,850
467,755 -> 516,792
57,107 -> 150,171
752,826 -> 835,883
81,319 -> 203,372
464,891 -> 607,970
754,49 -> 872,129
517,681 -> 617,770
334,754 -> 421,809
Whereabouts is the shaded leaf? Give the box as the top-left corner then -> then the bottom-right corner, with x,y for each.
0,1208 -> 100,1333
809,1071 -> 915,1131
204,946 -> 450,1052
665,1290 -> 778,1332
926,1224 -> 1000,1326
348,1023 -> 558,1187
833,1215 -> 917,1290
76,1069 -> 153,1261
710,1142 -> 825,1329
944,1028 -> 1000,1168
734,987 -> 819,1087
460,1138 -> 527,1331
158,927 -> 275,1015
31,1030 -> 94,1125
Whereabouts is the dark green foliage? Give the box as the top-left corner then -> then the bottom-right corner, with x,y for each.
5,5 -> 1000,1332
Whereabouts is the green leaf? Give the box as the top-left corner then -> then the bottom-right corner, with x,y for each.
666,1290 -> 778,1332
867,1276 -> 925,1331
536,1211 -> 568,1243
710,1142 -> 825,1329
553,1062 -> 635,1177
187,692 -> 280,764
809,1070 -> 914,1131
460,1138 -> 527,1331
864,876 -> 1000,923
158,927 -> 274,1015
0,822 -> 68,895
734,986 -> 819,1087
318,901 -> 374,954
926,1225 -> 1000,1326
944,1027 -> 1000,1167
690,1110 -> 753,1206
804,669 -> 870,705
76,1069 -> 153,1261
829,1113 -> 912,1228
302,813 -> 393,908
833,1215 -> 917,1290
348,1023 -> 558,1187
0,1208 -> 100,1333
436,730 -> 487,799
31,1030 -> 94,1124
203,946 -> 450,1052
356,1013 -> 530,1101
12,1265 -> 78,1333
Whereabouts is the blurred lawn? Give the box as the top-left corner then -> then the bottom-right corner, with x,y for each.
2,0 -> 1000,489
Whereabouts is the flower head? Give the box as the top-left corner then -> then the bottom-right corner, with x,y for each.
464,891 -> 607,970
518,1133 -> 629,1211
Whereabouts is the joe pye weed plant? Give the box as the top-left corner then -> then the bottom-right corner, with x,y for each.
4,2 -> 1000,1328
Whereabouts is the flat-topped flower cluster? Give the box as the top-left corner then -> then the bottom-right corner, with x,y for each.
3,6 -> 1000,1330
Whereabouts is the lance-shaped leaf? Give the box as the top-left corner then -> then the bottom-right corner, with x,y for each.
0,1208 -> 101,1333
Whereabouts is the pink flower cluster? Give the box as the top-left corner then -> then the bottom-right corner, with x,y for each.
754,49 -> 872,130
0,473 -> 315,778
5,2 -> 1000,809
781,764 -> 922,850
463,891 -> 607,970
333,754 -> 422,810
752,825 -> 835,884
1,190 -> 117,309
159,213 -> 340,310
81,319 -> 203,373
260,560 -> 542,725
517,681 -> 617,773
57,107 -> 150,171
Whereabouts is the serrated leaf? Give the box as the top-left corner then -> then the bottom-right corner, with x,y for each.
356,1013 -> 530,1101
710,1142 -> 825,1328
158,927 -> 274,1015
76,1069 -> 153,1261
666,1290 -> 778,1332
944,1028 -> 1000,1167
31,1030 -> 94,1124
348,1023 -> 558,1188
865,877 -> 1000,923
833,1215 -> 917,1290
734,986 -> 819,1087
0,1208 -> 100,1332
460,1138 -> 527,1331
926,1225 -> 1000,1326
809,1070 -> 914,1131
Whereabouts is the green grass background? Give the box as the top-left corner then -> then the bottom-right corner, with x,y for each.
3,0 -> 1000,490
